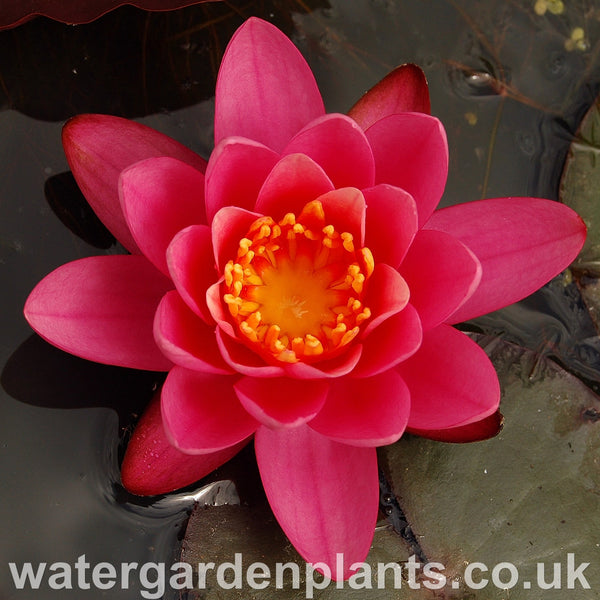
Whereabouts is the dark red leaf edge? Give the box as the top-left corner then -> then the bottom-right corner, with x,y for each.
0,0 -> 218,30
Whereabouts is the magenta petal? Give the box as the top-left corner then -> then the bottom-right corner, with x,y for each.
154,291 -> 232,375
234,377 -> 329,428
121,393 -> 247,496
397,325 -> 500,430
309,370 -> 410,446
348,64 -> 431,130
353,304 -> 422,377
399,229 -> 481,330
120,157 -> 205,276
362,264 -> 410,336
366,113 -> 448,227
214,17 -> 325,153
283,114 -> 375,189
206,281 -> 237,339
318,187 -> 366,244
167,225 -> 216,324
205,137 -> 279,223
161,366 -> 257,454
363,184 -> 418,268
408,410 -> 504,443
426,197 -> 587,323
24,255 -> 173,371
212,206 -> 262,272
62,114 -> 207,253
255,425 -> 378,580
254,153 -> 335,219
283,344 -> 363,379
216,329 -> 286,378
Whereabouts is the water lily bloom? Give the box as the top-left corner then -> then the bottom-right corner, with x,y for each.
24,17 -> 585,580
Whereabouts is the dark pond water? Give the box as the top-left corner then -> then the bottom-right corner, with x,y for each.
1,1 -> 600,598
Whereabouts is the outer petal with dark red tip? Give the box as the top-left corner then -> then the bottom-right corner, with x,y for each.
255,425 -> 379,580
205,137 -> 279,223
348,64 -> 431,130
353,304 -> 422,377
62,114 -> 207,253
408,411 -> 504,443
363,184 -> 418,269
167,225 -> 216,324
282,114 -> 375,190
309,370 -> 410,446
161,366 -> 258,454
24,255 -> 173,371
399,229 -> 481,330
121,393 -> 247,496
214,17 -> 325,153
254,153 -> 334,219
366,113 -> 448,227
425,197 -> 587,324
154,291 -> 232,375
397,325 -> 500,430
234,377 -> 329,429
119,157 -> 206,276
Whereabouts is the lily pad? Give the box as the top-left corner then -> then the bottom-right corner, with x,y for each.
380,335 -> 600,599
560,95 -> 600,275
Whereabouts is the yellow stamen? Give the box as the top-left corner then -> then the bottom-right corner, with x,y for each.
221,199 -> 377,364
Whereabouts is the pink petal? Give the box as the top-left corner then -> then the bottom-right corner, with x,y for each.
62,114 -> 207,253
282,114 -> 375,189
309,370 -> 410,446
408,410 -> 504,443
426,197 -> 587,323
363,184 -> 418,268
318,187 -> 366,245
216,329 -> 286,378
121,392 -> 247,496
365,113 -> 448,227
348,64 -> 431,130
205,137 -> 279,223
353,304 -> 422,377
161,366 -> 257,454
234,377 -> 329,429
24,255 -> 173,371
154,291 -> 232,375
214,17 -> 325,153
362,263 -> 410,336
206,281 -> 237,339
167,225 -> 216,324
283,344 -> 363,379
255,425 -> 378,580
254,153 -> 334,219
397,325 -> 500,430
399,229 -> 481,330
212,206 -> 262,272
119,157 -> 205,276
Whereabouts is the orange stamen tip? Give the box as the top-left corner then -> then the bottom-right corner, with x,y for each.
359,248 -> 375,278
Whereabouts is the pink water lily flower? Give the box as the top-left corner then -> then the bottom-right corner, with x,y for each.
24,17 -> 585,580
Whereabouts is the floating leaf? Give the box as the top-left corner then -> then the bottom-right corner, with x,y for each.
380,335 -> 600,599
561,96 -> 600,275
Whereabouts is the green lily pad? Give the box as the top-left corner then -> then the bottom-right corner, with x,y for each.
381,335 -> 600,599
560,96 -> 600,275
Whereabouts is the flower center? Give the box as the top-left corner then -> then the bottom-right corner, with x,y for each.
222,200 -> 374,364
